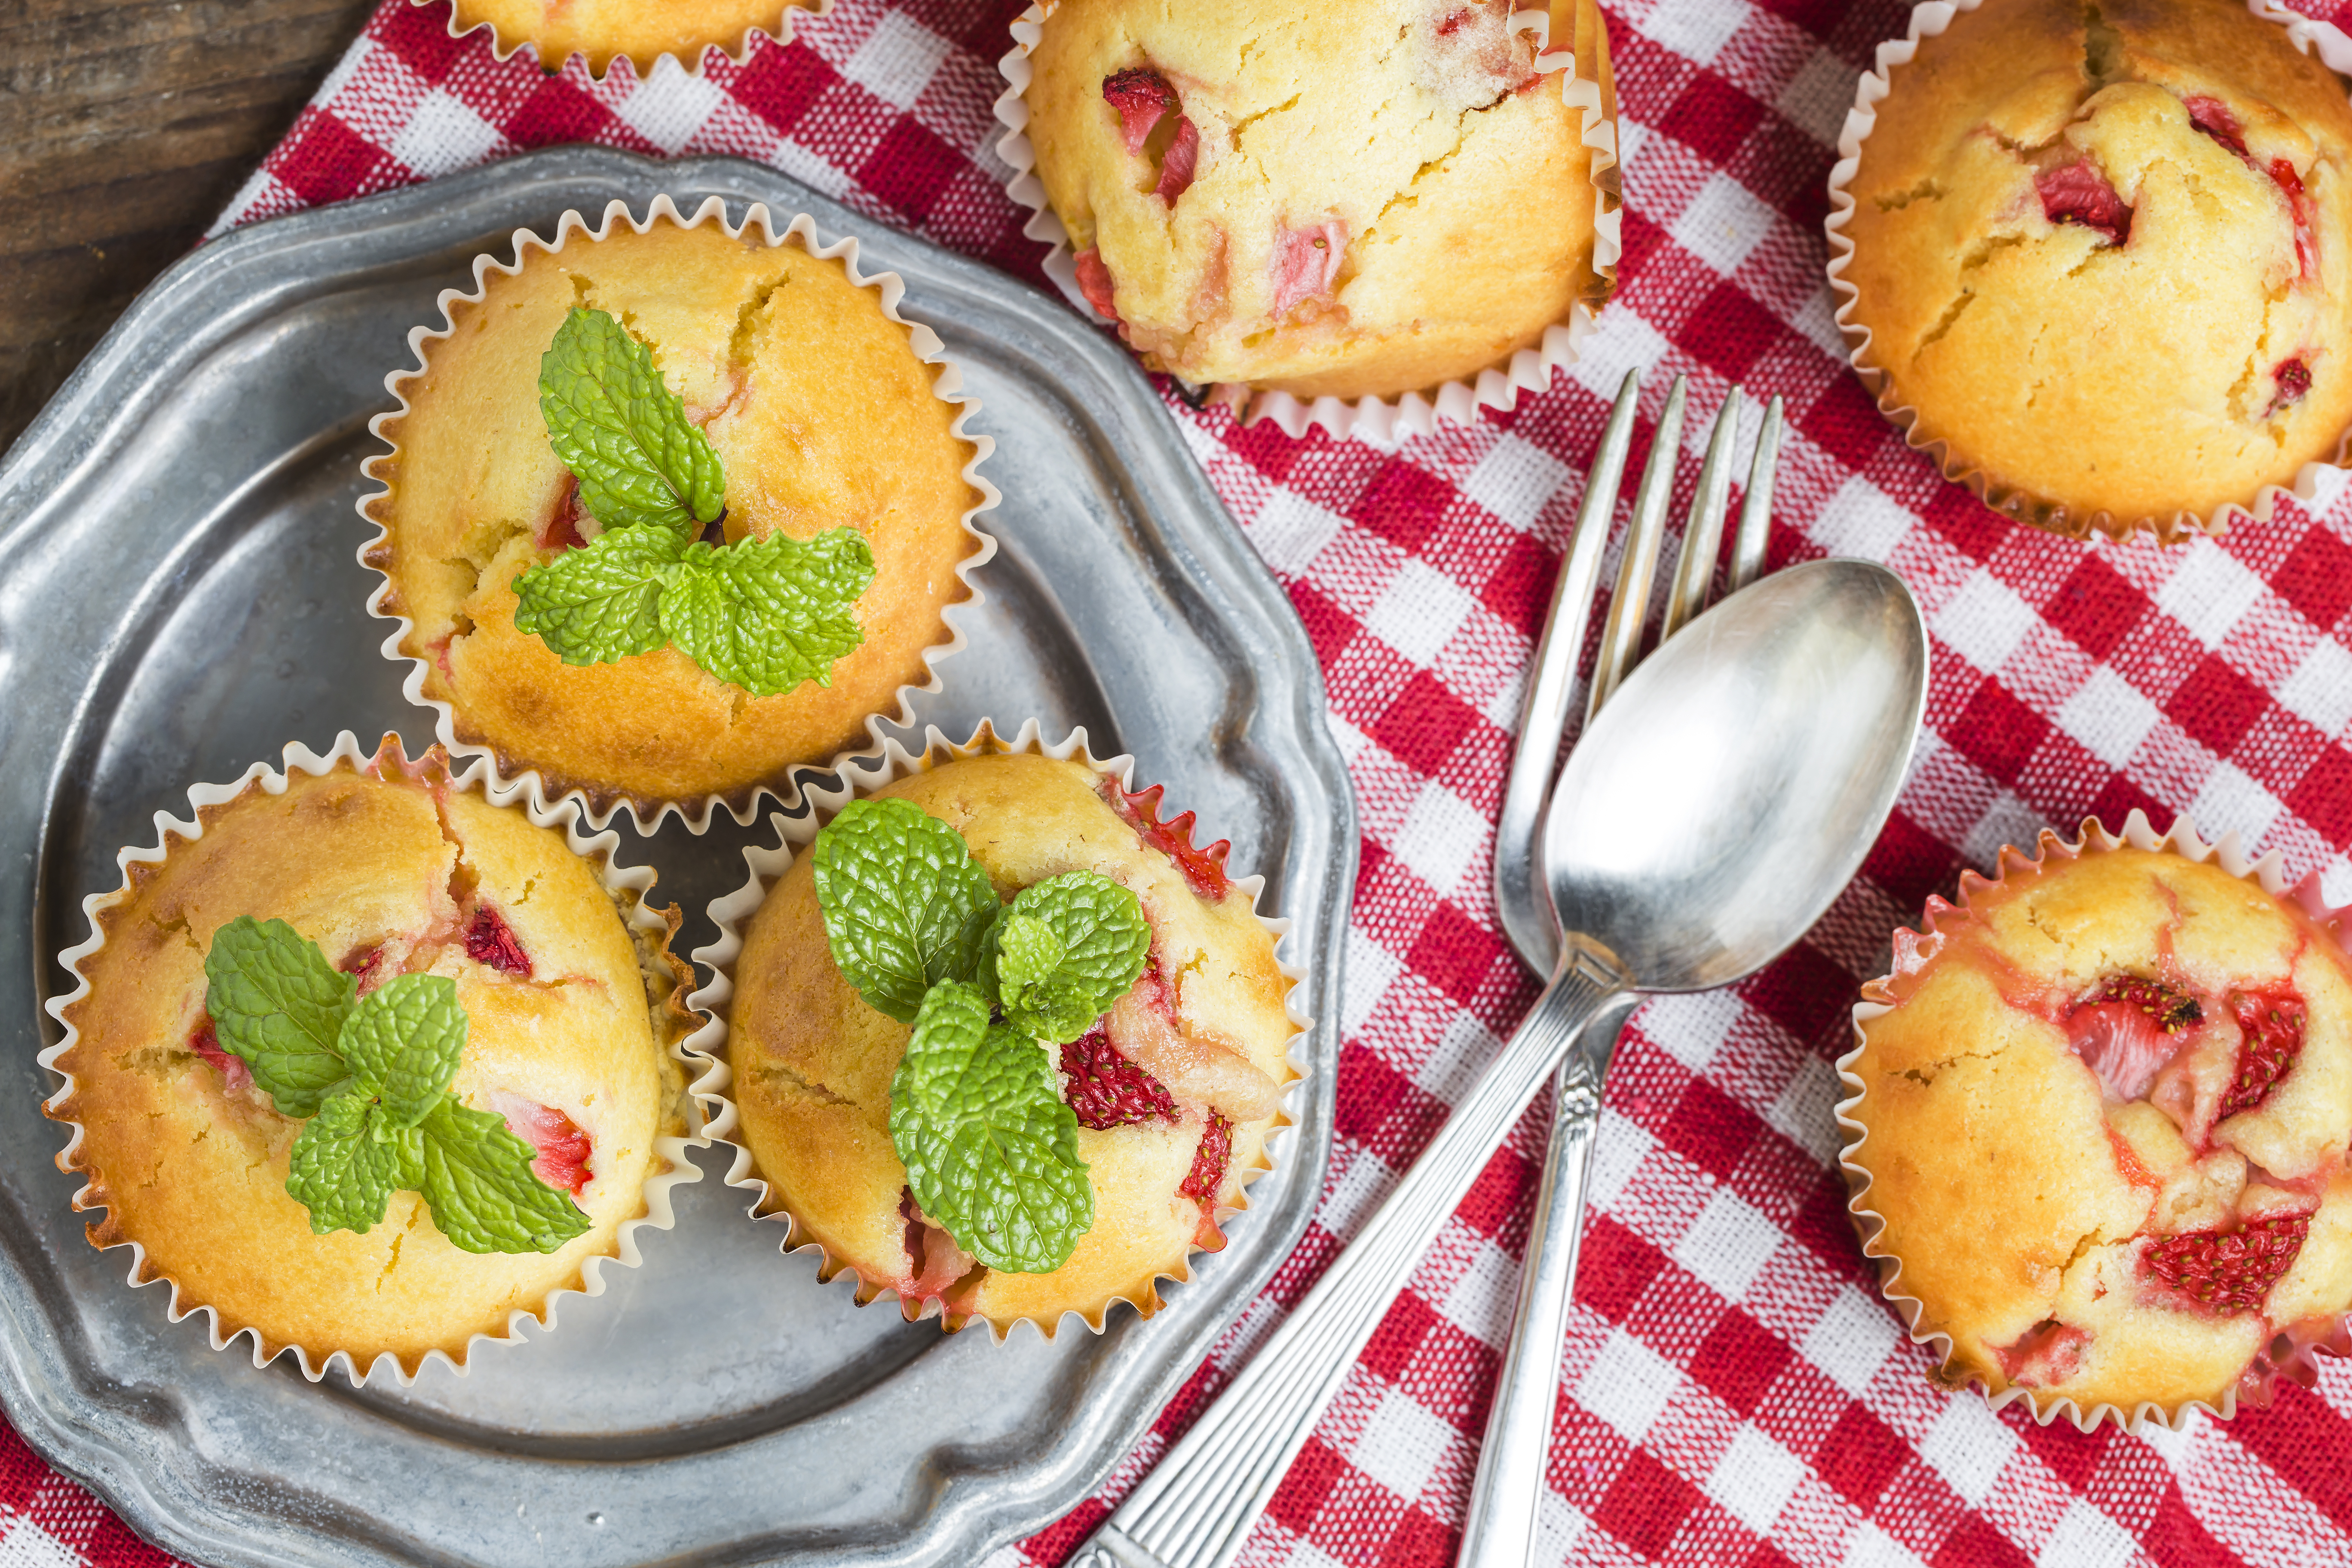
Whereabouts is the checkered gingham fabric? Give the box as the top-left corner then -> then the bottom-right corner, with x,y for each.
13,0 -> 2352,1564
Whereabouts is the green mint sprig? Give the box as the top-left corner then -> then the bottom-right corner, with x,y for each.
512,306 -> 877,698
202,916 -> 591,1255
809,798 -> 1154,1274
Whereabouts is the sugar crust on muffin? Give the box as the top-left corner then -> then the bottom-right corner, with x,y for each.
725,751 -> 1296,1333
425,0 -> 820,76
1847,842 -> 2352,1418
366,210 -> 988,820
1837,0 -> 2352,536
48,744 -> 693,1376
1020,0 -> 1611,401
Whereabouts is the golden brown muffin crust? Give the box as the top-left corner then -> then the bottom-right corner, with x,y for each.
435,0 -> 818,76
728,751 -> 1296,1332
368,214 -> 987,818
1841,0 -> 2352,535
50,746 -> 689,1375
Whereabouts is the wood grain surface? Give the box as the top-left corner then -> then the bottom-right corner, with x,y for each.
0,0 -> 377,456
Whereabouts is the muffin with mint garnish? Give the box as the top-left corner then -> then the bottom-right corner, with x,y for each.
364,205 -> 993,826
718,746 -> 1298,1333
43,738 -> 692,1379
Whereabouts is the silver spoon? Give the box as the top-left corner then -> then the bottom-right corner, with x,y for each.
1074,557 -> 1929,1568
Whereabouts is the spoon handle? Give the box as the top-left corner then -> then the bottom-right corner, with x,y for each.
1455,994 -> 1638,1567
1072,944 -> 1632,1568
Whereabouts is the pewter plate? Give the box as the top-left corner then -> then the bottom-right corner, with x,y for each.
0,147 -> 1354,1568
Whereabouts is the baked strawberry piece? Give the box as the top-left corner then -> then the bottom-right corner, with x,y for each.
722,747 -> 1296,1333
1846,834 -> 2352,1420
1837,0 -> 2352,538
1019,0 -> 1614,403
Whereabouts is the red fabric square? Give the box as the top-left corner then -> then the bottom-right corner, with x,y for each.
1655,68 -> 1766,168
1662,1076 -> 1765,1182
1370,671 -> 1483,777
1289,581 -> 1360,669
265,107 -> 400,208
2044,555 -> 2151,661
1360,1290 -> 1440,1385
2276,526 -> 2352,632
1862,811 -> 1962,923
1739,939 -> 1864,1053
375,0 -> 474,80
1351,458 -> 1452,555
1264,1434 -> 1349,1536
1687,1309 -> 1790,1417
1575,1214 -> 1669,1323
1951,680 -> 2050,788
2172,654 -> 2269,757
1685,280 -> 1789,387
1376,1505 -> 1458,1567
1813,1405 -> 1906,1507
1593,1449 -> 1706,1562
1482,533 -> 1560,643
2141,1481 -> 2248,1568
730,40 -> 838,132
2288,745 -> 2352,847
1929,1516 -> 2032,1568
2231,1385 -> 2352,1535
859,116 -> 961,223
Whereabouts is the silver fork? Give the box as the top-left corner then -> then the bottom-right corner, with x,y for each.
1463,368 -> 1784,1567
1067,371 -> 1784,1568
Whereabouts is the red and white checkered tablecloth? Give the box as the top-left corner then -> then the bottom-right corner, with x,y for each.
14,0 -> 2352,1563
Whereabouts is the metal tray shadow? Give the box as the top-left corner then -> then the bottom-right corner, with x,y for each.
0,147 -> 1354,1568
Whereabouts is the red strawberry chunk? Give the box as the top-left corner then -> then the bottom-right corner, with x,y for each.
1155,116 -> 1200,205
2067,977 -> 2199,1101
1992,1318 -> 2092,1387
1073,248 -> 1121,322
1270,220 -> 1348,316
1100,780 -> 1231,900
2272,159 -> 2319,279
2218,988 -> 2306,1120
2091,975 -> 2202,1030
340,942 -> 387,994
541,475 -> 590,552
1102,67 -> 1179,155
2185,95 -> 2248,158
1061,1025 -> 1179,1129
465,905 -> 531,977
2143,1213 -> 2310,1315
2271,357 -> 2313,413
189,1019 -> 253,1096
2036,160 -> 2132,245
493,1093 -> 593,1194
1180,1112 -> 1233,1204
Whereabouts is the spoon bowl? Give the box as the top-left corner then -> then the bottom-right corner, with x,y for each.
1546,557 -> 1926,991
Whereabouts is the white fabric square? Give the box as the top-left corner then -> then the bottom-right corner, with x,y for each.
2159,541 -> 2267,649
1779,49 -> 1861,144
1706,1424 -> 1807,1534
1674,1188 -> 1782,1301
2057,667 -> 2162,770
1533,1491 -> 1590,1567
1788,286 -> 1849,359
1937,569 -> 2040,676
1588,1106 -> 1657,1212
0,1522 -> 83,1568
1767,1053 -> 1844,1165
840,9 -> 953,110
1672,171 -> 1776,277
1340,926 -> 1401,1038
1575,1327 -> 1682,1442
1250,487 -> 1346,576
1639,988 -> 1742,1072
1916,1396 -> 2017,1506
1802,1285 -> 1899,1396
768,137 -> 851,199
389,90 -> 504,177
1323,1143 -> 1399,1242
1572,306 -> 1672,402
1353,1390 -> 1457,1501
1961,791 -> 2043,873
1418,1011 -> 1499,1105
2038,1501 -> 2141,1568
1462,434 -> 1573,532
1326,712 -> 1371,765
2189,761 -> 2281,845
1441,1236 -> 1522,1348
1391,781 -> 1488,900
1810,476 -> 1914,562
1841,1522 -> 1924,1568
2279,637 -> 2352,735
1645,0 -> 1749,66
614,58 -> 729,153
2134,1407 -> 2203,1469
1367,559 -> 1477,665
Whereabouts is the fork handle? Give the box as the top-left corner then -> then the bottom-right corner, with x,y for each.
1072,942 -> 1635,1568
1455,995 -> 1638,1568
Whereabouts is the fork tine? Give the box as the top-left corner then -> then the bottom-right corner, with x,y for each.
1728,395 -> 1783,593
1660,388 -> 1740,643
1492,367 -> 1642,974
1584,375 -> 1687,721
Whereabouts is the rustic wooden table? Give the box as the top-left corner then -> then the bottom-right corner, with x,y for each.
0,0 -> 377,455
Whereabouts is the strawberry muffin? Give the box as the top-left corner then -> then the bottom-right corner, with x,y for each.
366,203 -> 991,824
46,738 -> 693,1377
423,0 -> 818,75
722,748 -> 1296,1333
1018,0 -> 1613,402
1835,0 -> 2352,537
1844,829 -> 2352,1420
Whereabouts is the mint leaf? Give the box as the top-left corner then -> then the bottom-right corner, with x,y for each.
995,872 -> 1152,1045
812,798 -> 1001,1023
285,1093 -> 420,1236
512,521 -> 686,665
203,916 -> 354,1118
417,1097 -> 592,1255
660,529 -> 873,698
336,973 -> 466,1130
538,306 -> 725,534
890,980 -> 1091,1273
